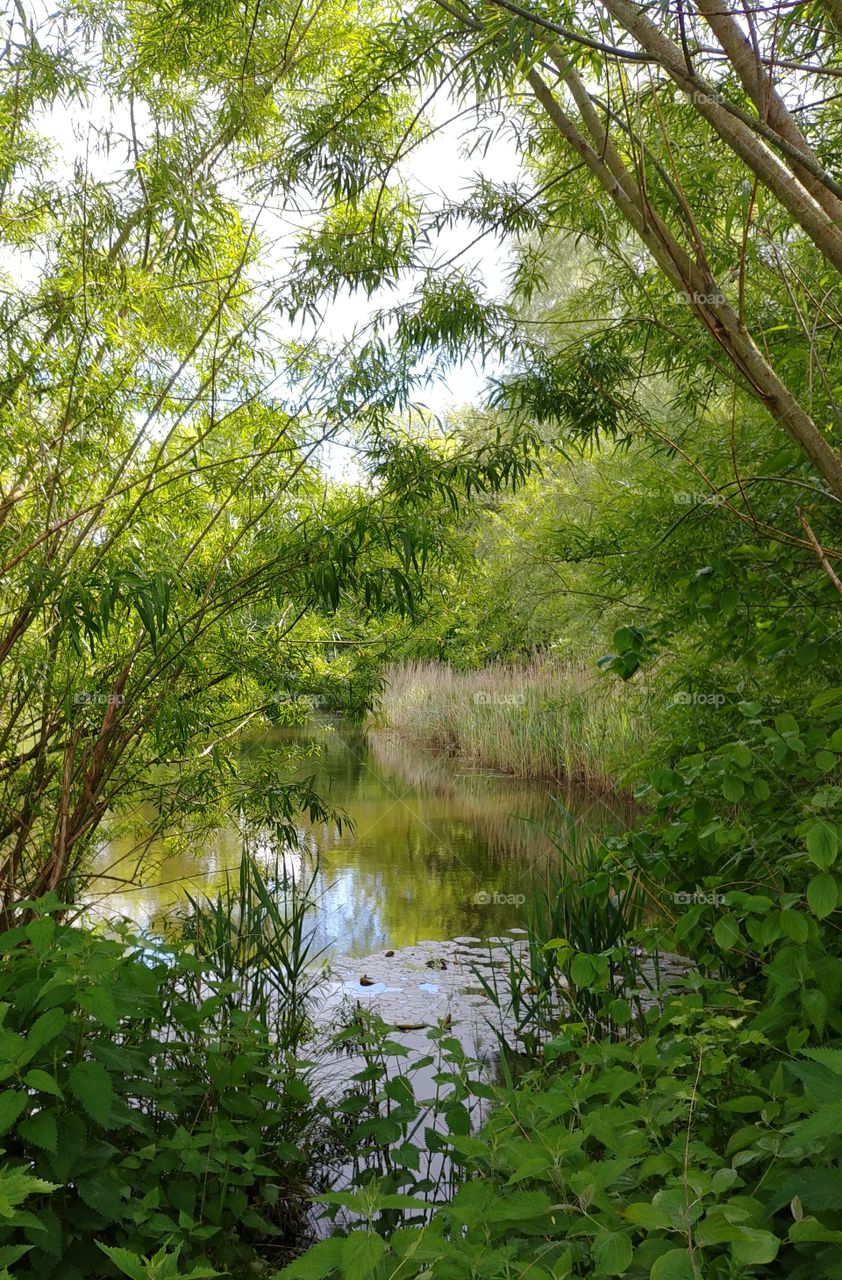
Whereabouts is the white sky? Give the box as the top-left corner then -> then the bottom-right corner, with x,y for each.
9,83 -> 525,484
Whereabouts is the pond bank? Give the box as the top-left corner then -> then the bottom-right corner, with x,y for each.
371,659 -> 653,792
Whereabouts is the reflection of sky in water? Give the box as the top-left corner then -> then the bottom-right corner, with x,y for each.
88,724 -> 633,960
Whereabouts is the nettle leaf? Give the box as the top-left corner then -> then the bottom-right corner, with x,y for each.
18,1109 -> 57,1153
0,1166 -> 57,1216
340,1231 -> 385,1280
790,1100 -> 842,1143
0,1092 -> 27,1136
78,987 -> 118,1030
94,1245 -> 147,1280
592,1229 -> 633,1275
805,819 -> 839,870
68,1060 -> 113,1126
24,918 -> 55,957
0,1247 -> 34,1269
276,1236 -> 343,1278
803,1048 -> 842,1076
77,1170 -> 126,1222
25,1008 -> 68,1056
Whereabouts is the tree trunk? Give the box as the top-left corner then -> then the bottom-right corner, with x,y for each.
695,0 -> 842,225
526,67 -> 842,503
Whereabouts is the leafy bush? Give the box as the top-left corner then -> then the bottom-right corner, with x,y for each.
278,981 -> 842,1279
0,889 -> 322,1278
632,693 -> 842,1042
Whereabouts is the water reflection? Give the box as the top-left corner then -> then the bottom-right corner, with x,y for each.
89,721 -> 633,960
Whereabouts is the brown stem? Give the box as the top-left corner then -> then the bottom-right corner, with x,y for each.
798,508 -> 842,596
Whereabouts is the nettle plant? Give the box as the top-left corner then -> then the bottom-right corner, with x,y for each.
279,983 -> 842,1279
0,891 -> 324,1280
628,688 -> 842,1043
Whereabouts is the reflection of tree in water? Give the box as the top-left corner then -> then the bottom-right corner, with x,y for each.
275,727 -> 638,956
90,721 -> 637,957
363,731 -> 634,864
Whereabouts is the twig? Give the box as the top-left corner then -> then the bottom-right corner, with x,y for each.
798,507 -> 842,596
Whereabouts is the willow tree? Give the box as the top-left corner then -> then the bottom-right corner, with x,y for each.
288,0 -> 842,513
0,0 -> 538,916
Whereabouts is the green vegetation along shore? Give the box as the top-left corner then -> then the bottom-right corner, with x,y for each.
373,659 -> 652,790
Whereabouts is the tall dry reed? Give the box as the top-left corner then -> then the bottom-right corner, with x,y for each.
372,659 -> 650,790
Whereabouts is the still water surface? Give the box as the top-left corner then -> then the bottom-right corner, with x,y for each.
90,721 -> 631,961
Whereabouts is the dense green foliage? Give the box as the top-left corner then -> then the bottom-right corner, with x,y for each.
281,984 -> 842,1280
0,865 -> 323,1279
2,0 -> 842,1275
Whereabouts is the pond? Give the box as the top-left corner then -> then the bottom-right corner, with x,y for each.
89,718 -> 633,966
90,719 -> 640,1199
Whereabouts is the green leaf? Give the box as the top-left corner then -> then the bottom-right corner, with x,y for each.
25,1009 -> 67,1056
78,988 -> 118,1030
68,1060 -> 113,1126
730,1226 -> 780,1265
24,918 -> 55,957
790,1217 -> 842,1244
624,1202 -> 672,1230
341,1231 -> 385,1280
0,1092 -> 27,1136
95,1246 -> 147,1280
570,952 -> 596,986
650,1249 -> 695,1279
0,1166 -> 57,1217
18,1110 -> 57,1154
791,1100 -> 842,1143
803,1047 -> 842,1076
805,819 -> 838,870
77,1170 -> 125,1222
593,1229 -> 633,1275
779,910 -> 808,943
0,1247 -> 34,1269
713,915 -> 740,950
721,777 -> 744,802
276,1238 -> 344,1278
807,873 -> 838,919
802,988 -> 829,1034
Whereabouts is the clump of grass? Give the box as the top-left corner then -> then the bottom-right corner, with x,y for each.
475,803 -> 652,1056
177,850 -> 323,1051
373,658 -> 650,790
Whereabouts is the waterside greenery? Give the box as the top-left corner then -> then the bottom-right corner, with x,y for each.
2,0 -> 842,1274
374,659 -> 652,790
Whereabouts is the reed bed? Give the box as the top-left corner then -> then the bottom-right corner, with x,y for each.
373,659 -> 651,791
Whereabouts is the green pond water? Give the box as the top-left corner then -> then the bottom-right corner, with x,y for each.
90,720 -> 633,963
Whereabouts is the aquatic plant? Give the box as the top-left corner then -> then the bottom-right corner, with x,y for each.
177,851 -> 324,1051
373,659 -> 651,790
